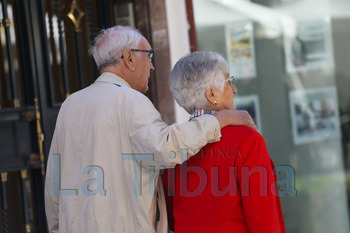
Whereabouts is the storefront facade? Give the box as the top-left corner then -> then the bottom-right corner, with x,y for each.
1,0 -> 350,232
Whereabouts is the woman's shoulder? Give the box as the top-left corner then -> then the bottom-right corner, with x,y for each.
221,125 -> 259,138
217,125 -> 265,149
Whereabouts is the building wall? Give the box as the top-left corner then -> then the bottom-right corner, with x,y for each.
165,0 -> 191,123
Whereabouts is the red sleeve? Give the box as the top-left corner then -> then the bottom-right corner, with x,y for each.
236,131 -> 286,233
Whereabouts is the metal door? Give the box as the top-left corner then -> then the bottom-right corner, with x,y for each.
0,0 -> 164,231
0,0 -> 100,232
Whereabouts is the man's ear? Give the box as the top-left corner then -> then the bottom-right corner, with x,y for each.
122,49 -> 135,71
205,87 -> 217,105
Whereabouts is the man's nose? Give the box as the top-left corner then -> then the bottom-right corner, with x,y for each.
150,62 -> 155,72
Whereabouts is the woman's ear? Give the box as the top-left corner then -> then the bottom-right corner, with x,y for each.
205,88 -> 217,105
122,49 -> 135,71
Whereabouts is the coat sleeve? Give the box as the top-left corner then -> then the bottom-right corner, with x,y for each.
236,131 -> 286,233
128,92 -> 221,167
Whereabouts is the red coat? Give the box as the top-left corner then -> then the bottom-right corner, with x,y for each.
162,126 -> 286,233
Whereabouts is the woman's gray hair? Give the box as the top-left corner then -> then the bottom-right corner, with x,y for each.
169,51 -> 228,114
89,25 -> 143,71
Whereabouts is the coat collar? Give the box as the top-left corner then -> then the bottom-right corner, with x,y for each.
95,72 -> 132,89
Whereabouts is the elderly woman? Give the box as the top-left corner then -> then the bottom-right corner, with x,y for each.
162,51 -> 286,233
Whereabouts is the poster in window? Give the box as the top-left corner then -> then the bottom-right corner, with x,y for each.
225,21 -> 256,79
234,95 -> 262,132
289,87 -> 340,145
284,18 -> 334,73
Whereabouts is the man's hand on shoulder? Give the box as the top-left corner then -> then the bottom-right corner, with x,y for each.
213,109 -> 257,130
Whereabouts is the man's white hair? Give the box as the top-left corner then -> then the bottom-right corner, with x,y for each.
89,25 -> 143,71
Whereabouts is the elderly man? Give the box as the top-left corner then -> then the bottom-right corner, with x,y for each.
44,25 -> 255,233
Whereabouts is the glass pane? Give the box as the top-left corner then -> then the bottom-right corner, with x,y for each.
0,0 -> 25,109
44,0 -> 99,103
112,1 -> 135,27
193,0 -> 350,232
0,171 -> 37,232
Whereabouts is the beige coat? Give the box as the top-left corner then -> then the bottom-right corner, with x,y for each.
45,72 -> 221,233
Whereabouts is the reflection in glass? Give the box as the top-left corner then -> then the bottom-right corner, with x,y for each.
193,0 -> 350,232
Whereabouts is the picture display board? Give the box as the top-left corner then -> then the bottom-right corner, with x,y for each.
289,87 -> 341,144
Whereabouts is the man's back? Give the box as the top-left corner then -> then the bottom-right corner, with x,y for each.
45,73 -> 161,233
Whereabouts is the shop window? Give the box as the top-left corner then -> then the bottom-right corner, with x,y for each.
193,0 -> 350,232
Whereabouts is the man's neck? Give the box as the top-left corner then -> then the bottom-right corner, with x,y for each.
101,65 -> 133,89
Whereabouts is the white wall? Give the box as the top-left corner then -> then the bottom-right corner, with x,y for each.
165,0 -> 191,123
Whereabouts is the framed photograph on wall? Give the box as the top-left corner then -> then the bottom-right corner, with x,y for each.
289,87 -> 341,145
225,21 -> 256,79
234,95 -> 262,132
283,17 -> 334,73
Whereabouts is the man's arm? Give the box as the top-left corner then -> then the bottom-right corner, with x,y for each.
128,92 -> 256,167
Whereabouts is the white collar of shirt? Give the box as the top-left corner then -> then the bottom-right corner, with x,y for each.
95,72 -> 132,89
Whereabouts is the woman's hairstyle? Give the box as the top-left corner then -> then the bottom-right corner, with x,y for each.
89,25 -> 143,71
169,51 -> 228,114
